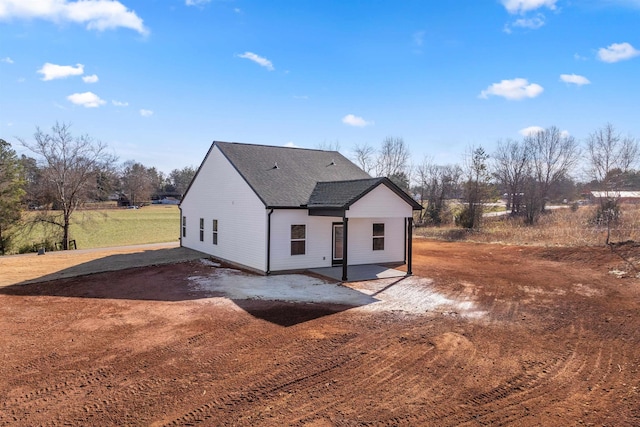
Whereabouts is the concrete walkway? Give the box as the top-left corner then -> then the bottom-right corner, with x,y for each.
309,264 -> 407,282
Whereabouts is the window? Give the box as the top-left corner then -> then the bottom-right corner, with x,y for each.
212,219 -> 218,245
373,223 -> 384,251
199,218 -> 204,242
182,216 -> 187,238
290,224 -> 306,255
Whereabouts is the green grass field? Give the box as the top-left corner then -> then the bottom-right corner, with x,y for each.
11,205 -> 180,253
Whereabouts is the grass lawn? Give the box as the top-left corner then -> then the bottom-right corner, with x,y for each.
11,205 -> 180,253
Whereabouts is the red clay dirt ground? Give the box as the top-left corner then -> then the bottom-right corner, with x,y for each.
0,239 -> 639,426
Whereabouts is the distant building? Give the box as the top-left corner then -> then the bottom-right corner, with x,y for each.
590,191 -> 640,203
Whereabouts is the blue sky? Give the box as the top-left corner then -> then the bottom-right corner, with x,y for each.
1,0 -> 639,174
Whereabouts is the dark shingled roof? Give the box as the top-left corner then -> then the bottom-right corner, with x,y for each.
307,178 -> 385,208
308,177 -> 423,210
215,141 -> 371,207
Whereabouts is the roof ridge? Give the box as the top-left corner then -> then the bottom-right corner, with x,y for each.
316,177 -> 384,184
215,140 -> 340,153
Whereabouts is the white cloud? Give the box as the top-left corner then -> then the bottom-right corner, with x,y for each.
342,114 -> 374,127
501,0 -> 557,14
519,126 -> 545,136
511,14 -> 545,29
185,0 -> 211,5
237,52 -> 274,71
38,62 -> 84,81
560,73 -> 590,85
519,126 -> 570,138
0,0 -> 149,35
1,56 -> 13,63
67,91 -> 106,108
479,78 -> 544,100
597,42 -> 640,63
283,142 -> 298,148
112,100 -> 128,107
413,30 -> 425,46
82,74 -> 99,83
139,109 -> 153,117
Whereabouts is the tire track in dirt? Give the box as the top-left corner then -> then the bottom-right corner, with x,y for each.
0,367 -> 115,426
426,322 -> 619,426
290,348 -> 440,424
160,352 -> 358,426
329,319 -> 600,426
0,323 -> 230,427
158,320 -> 423,425
160,318 -> 480,426
49,324 -> 243,426
44,315 -> 346,425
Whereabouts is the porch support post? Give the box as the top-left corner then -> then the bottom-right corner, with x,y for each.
406,216 -> 413,276
403,217 -> 407,263
342,214 -> 349,281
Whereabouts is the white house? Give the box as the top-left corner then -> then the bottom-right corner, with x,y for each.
179,141 -> 422,281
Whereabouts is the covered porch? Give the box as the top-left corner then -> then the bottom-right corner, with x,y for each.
306,177 -> 422,281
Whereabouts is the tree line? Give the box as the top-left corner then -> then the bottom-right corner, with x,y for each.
0,123 -> 195,254
350,125 -> 639,234
1,122 -> 639,254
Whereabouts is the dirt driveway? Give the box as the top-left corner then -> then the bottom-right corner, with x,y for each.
0,239 -> 639,426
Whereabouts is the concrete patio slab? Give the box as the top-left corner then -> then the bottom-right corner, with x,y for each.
308,264 -> 407,282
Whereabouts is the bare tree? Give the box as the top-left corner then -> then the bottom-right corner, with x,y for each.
492,139 -> 531,215
316,140 -> 341,152
352,137 -> 412,188
414,156 -> 433,221
19,123 -> 116,250
415,156 -> 461,224
523,126 -> 580,223
375,136 -> 411,180
586,123 -> 639,187
585,123 -> 640,243
352,143 -> 376,175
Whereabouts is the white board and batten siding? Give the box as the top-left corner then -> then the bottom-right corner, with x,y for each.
345,185 -> 412,265
346,185 -> 413,219
269,209 -> 335,272
270,213 -> 406,271
180,145 -> 267,272
347,217 -> 406,265
269,184 -> 412,272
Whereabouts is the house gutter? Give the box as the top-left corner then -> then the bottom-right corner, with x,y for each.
266,208 -> 274,275
178,205 -> 183,247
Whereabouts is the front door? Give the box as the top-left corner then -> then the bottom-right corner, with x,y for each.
332,223 -> 343,265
